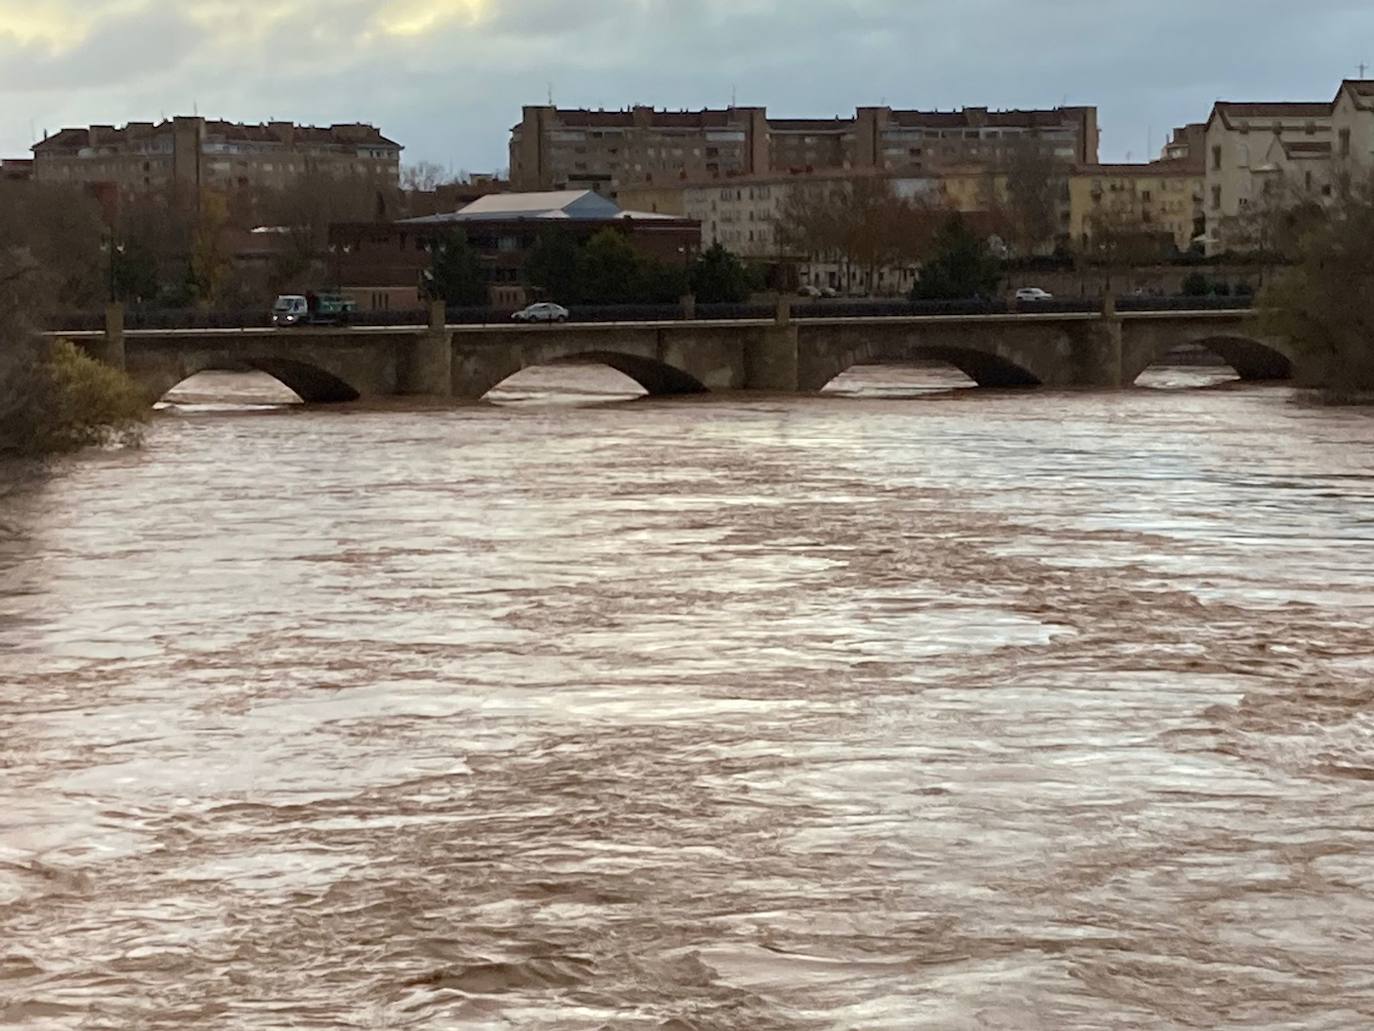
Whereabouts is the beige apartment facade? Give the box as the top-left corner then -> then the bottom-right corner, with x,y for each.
625,170 -> 947,296
1200,79 -> 1374,254
1070,160 -> 1204,253
31,117 -> 402,200
511,103 -> 1098,196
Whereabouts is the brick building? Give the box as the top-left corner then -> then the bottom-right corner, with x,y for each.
510,103 -> 1099,195
331,190 -> 700,309
31,117 -> 402,201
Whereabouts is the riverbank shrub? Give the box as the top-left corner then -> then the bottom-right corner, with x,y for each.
0,339 -> 148,457
1259,171 -> 1374,393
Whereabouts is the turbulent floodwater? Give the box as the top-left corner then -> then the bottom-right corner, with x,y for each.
3,363 -> 1374,1030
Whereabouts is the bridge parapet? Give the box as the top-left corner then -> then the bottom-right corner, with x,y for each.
65,307 -> 1300,404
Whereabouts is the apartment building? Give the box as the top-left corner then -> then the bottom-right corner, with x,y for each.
1161,123 -> 1206,162
511,103 -> 1099,195
31,117 -> 401,200
623,171 -> 942,260
624,170 -> 950,296
1069,159 -> 1205,253
1,158 -> 33,182
509,106 -> 770,196
1199,80 -> 1374,252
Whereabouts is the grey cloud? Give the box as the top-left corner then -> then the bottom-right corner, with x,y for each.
0,6 -> 205,93
6,0 -> 1374,171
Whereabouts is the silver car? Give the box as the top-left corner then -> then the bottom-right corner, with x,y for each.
512,302 -> 570,323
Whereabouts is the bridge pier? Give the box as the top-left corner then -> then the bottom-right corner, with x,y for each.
399,301 -> 453,397
1067,317 -> 1124,388
743,298 -> 800,391
747,323 -> 801,391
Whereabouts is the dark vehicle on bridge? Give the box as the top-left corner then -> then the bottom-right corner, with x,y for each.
272,292 -> 356,328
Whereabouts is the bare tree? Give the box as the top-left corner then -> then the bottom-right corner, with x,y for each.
401,162 -> 452,192
774,178 -> 944,295
0,181 -> 107,309
1260,168 -> 1374,391
1002,136 -> 1068,256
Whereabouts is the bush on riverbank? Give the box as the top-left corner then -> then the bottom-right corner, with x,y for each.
1,340 -> 148,457
2,248 -> 148,456
1258,172 -> 1374,395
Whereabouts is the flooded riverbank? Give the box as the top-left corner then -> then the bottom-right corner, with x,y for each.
3,365 -> 1373,1029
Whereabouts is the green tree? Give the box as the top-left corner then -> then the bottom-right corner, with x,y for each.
524,227 -> 583,302
634,259 -> 690,304
912,214 -> 1003,300
1181,272 -> 1210,297
689,243 -> 755,303
423,230 -> 487,306
579,229 -> 641,304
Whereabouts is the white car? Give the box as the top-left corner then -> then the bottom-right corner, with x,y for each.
1015,287 -> 1054,302
512,302 -> 569,323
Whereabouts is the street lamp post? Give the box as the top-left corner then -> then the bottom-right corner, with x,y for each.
104,237 -> 126,303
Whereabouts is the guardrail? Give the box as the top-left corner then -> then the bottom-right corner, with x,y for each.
47,295 -> 1258,333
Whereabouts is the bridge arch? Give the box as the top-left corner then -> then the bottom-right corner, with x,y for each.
466,347 -> 708,402
1125,332 -> 1294,386
803,337 -> 1044,393
138,356 -> 362,405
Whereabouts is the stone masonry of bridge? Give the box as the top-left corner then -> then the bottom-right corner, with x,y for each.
73,302 -> 1305,404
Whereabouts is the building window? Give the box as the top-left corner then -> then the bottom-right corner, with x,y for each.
1211,185 -> 1221,210
1340,129 -> 1352,157
1238,144 -> 1249,166
1306,170 -> 1314,191
1212,146 -> 1221,171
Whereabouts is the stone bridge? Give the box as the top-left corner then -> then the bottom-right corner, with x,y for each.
68,303 -> 1304,404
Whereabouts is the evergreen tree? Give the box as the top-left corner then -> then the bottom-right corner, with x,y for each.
579,229 -> 641,304
524,227 -> 583,303
689,243 -> 756,303
634,259 -> 690,304
911,214 -> 1003,301
423,230 -> 487,306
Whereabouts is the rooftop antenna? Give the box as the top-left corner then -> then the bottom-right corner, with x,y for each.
731,84 -> 737,106
547,82 -> 554,105
1361,61 -> 1370,79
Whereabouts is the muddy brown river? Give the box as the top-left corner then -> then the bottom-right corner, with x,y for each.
3,364 -> 1374,1029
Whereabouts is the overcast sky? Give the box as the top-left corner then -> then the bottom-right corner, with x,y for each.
3,0 -> 1373,172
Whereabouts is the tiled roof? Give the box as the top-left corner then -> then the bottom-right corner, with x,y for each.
1075,158 -> 1203,177
33,119 -> 400,153
1213,101 -> 1332,126
546,108 -> 740,130
769,119 -> 854,132
401,189 -> 625,224
1282,140 -> 1334,157
891,107 -> 1087,130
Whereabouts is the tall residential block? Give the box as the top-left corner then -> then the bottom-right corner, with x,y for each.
510,103 -> 1100,195
31,117 -> 402,200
